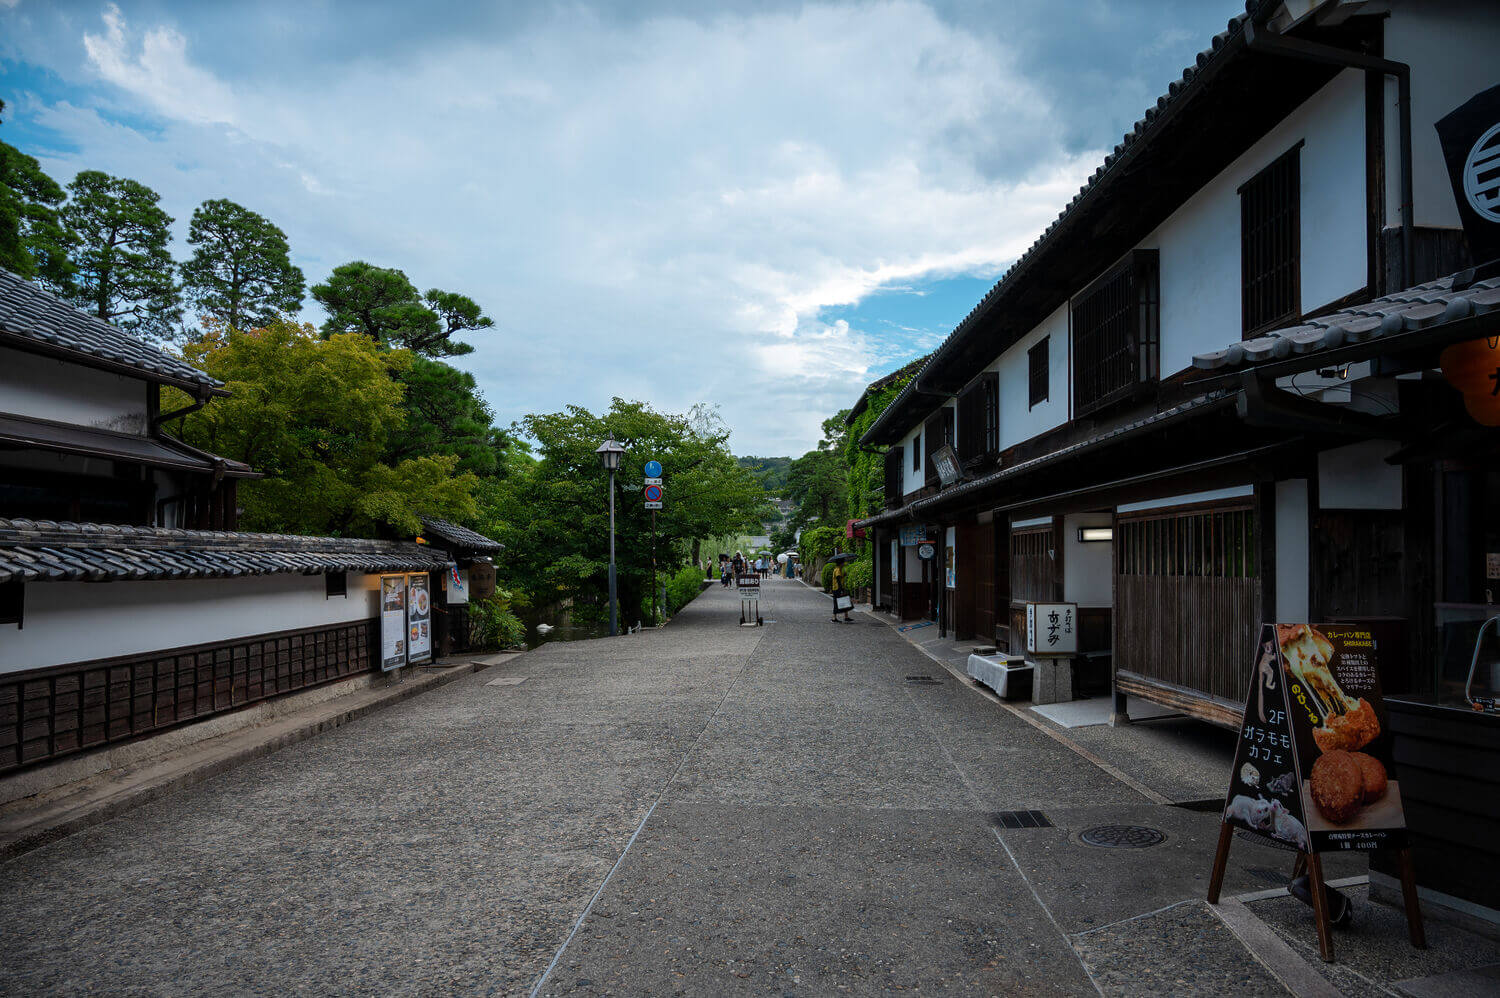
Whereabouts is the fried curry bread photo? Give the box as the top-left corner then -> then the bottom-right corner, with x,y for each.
1277,623 -> 1380,752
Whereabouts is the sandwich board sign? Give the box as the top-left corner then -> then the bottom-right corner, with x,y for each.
407,574 -> 432,665
1208,623 -> 1422,962
380,575 -> 408,672
737,573 -> 762,627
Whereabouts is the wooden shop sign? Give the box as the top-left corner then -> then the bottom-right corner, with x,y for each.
1208,623 -> 1424,962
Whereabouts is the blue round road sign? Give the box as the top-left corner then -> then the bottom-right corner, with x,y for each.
644,484 -> 663,502
644,460 -> 662,478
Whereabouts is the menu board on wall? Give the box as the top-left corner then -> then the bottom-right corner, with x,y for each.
380,575 -> 408,672
407,574 -> 432,665
1223,623 -> 1407,852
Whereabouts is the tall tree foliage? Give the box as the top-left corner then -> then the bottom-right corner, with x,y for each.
166,319 -> 477,536
0,100 -> 73,289
388,356 -> 511,477
311,260 -> 494,357
180,199 -> 304,331
478,399 -> 768,624
62,170 -> 180,340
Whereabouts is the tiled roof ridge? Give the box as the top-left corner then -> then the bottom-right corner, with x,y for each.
0,267 -> 221,389
0,518 -> 427,553
417,514 -> 503,552
1192,274 -> 1500,370
863,0 -> 1278,444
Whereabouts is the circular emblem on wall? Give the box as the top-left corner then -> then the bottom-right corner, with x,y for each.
917,542 -> 936,560
1463,122 -> 1500,223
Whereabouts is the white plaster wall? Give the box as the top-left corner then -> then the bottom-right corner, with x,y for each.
1275,480 -> 1310,623
1317,439 -> 1403,510
1063,512 -> 1113,608
0,572 -> 386,672
0,347 -> 147,434
1153,68 -> 1368,376
1385,1 -> 1500,228
901,424 -> 925,496
990,302 -> 1069,449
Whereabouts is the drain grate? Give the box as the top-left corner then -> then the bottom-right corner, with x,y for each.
1236,828 -> 1299,853
992,810 -> 1053,829
904,675 -> 943,685
1078,824 -> 1166,849
1247,866 -> 1291,886
1170,798 -> 1225,813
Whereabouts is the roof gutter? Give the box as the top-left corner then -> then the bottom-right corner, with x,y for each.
1242,18 -> 1413,288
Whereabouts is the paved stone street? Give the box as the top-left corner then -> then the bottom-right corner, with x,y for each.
2,580 -> 1330,995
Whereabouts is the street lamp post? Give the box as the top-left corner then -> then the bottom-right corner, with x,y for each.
595,435 -> 626,636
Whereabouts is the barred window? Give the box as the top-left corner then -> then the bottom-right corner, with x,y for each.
923,407 -> 955,486
1072,250 -> 1159,418
912,432 -> 921,472
1028,338 -> 1049,409
1009,526 -> 1055,603
1241,144 -> 1301,336
957,372 -> 999,463
1115,506 -> 1255,578
884,446 -> 905,507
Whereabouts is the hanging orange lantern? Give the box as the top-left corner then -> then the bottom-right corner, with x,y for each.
1440,336 -> 1500,427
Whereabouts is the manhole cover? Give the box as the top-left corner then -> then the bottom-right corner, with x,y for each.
1078,824 -> 1166,849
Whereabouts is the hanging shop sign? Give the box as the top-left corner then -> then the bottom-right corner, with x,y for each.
1025,602 -> 1076,656
1436,83 -> 1500,263
899,525 -> 927,547
407,574 -> 432,665
469,560 -> 496,600
1208,623 -> 1421,962
1439,337 -> 1500,427
931,444 -> 962,487
380,575 -> 408,672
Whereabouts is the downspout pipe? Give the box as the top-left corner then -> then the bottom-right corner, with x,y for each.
151,391 -> 212,434
1243,19 -> 1413,289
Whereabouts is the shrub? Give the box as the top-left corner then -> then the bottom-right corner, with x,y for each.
666,564 -> 703,615
821,560 -> 836,591
846,558 -> 872,591
470,588 -> 526,649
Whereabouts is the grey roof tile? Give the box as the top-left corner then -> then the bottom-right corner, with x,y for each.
1192,274 -> 1500,371
0,268 -> 220,389
0,519 -> 452,584
417,515 -> 503,554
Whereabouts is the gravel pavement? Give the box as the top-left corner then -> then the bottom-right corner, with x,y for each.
0,578 -> 1303,996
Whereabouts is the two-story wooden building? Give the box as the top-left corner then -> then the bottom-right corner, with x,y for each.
855,0 -> 1500,724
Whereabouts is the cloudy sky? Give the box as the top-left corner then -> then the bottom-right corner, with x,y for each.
1,0 -> 1243,455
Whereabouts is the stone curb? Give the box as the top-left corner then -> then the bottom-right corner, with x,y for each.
0,654 -> 513,864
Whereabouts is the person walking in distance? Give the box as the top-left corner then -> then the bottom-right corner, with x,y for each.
830,557 -> 853,623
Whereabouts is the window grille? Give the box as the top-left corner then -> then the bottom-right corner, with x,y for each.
884,446 -> 905,508
325,571 -> 348,599
912,432 -> 921,472
957,373 -> 999,463
1115,506 -> 1256,579
924,408 -> 955,486
1240,144 -> 1301,336
1072,250 -> 1159,418
1028,338 -> 1049,409
1009,526 -> 1055,603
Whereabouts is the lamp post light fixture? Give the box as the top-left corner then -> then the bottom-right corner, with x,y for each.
595,435 -> 627,636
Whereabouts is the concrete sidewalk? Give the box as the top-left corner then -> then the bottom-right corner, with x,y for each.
3,579 -> 1495,995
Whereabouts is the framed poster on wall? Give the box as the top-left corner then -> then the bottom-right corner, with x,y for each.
380,575 -> 408,672
408,574 -> 432,665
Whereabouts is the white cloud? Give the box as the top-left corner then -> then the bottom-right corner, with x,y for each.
38,1 -> 1100,454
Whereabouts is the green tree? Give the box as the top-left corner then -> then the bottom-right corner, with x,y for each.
388,355 -> 510,477
0,99 -> 73,289
166,318 -> 476,536
180,198 -> 303,331
311,260 -> 493,356
477,399 -> 768,626
784,447 -> 846,532
62,170 -> 180,340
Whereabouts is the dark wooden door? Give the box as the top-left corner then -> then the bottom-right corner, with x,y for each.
973,521 -> 996,643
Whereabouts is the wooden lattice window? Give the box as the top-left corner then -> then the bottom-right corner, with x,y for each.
883,446 -> 905,508
912,432 -> 921,472
957,373 -> 999,463
923,407 -> 955,486
1028,337 -> 1049,409
1240,143 -> 1301,336
1072,250 -> 1159,418
1115,505 -> 1256,578
1009,525 -> 1056,604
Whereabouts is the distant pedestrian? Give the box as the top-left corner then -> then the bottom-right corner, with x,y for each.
829,558 -> 853,623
